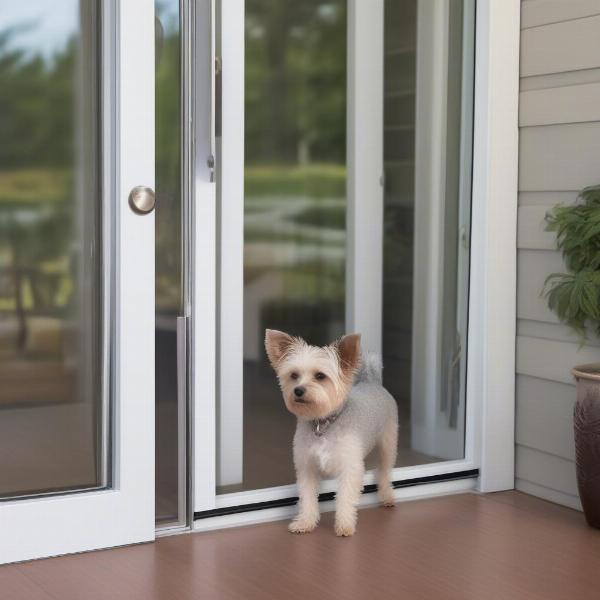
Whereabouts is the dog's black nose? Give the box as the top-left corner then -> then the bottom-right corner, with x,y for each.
294,386 -> 305,398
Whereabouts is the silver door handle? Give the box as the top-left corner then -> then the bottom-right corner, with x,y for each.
128,186 -> 156,214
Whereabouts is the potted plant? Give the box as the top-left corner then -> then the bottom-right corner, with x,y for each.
544,184 -> 600,528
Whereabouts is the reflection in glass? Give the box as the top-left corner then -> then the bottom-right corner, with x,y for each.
382,0 -> 419,465
0,1 -> 104,497
217,0 -> 348,494
155,1 -> 185,526
382,0 -> 472,463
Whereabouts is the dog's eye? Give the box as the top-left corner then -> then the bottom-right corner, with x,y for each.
315,372 -> 327,380
290,372 -> 299,380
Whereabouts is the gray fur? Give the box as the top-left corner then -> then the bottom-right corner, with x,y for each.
294,357 -> 398,469
354,352 -> 383,385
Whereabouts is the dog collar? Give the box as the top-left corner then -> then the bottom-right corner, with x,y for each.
311,407 -> 343,437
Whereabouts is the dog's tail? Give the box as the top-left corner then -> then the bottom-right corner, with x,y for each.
354,352 -> 383,385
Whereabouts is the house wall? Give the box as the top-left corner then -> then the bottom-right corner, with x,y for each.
516,0 -> 600,510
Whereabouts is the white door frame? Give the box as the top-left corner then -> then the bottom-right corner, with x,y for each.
345,0 -> 384,356
0,0 -> 156,564
192,0 -> 519,516
216,0 -> 245,489
191,0 -> 219,514
469,0 -> 519,492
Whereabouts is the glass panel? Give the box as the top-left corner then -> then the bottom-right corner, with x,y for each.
382,0 -> 421,465
155,1 -> 185,526
217,0 -> 474,494
0,1 -> 105,497
218,0 -> 348,494
382,0 -> 473,464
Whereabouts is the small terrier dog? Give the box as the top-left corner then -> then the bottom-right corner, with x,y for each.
265,329 -> 398,537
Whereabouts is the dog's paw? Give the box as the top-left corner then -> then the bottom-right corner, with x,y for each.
378,485 -> 395,507
334,521 -> 356,537
380,491 -> 395,508
288,519 -> 318,534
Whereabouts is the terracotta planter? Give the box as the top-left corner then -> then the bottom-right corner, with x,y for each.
572,363 -> 600,528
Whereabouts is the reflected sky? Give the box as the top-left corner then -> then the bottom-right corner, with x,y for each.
0,1 -> 179,58
0,0 -> 77,57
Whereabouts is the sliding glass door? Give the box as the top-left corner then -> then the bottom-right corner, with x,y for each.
213,0 -> 475,495
194,0 -> 475,506
0,0 -> 156,564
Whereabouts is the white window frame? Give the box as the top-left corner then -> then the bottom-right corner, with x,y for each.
192,0 -> 519,519
0,0 -> 156,564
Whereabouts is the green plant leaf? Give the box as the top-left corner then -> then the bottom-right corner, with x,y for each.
543,190 -> 600,344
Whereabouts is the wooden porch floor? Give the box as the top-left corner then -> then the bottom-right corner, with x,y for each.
2,491 -> 600,599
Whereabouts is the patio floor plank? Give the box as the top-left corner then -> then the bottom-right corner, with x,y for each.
3,492 -> 600,599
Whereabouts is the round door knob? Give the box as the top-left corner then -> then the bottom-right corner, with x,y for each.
128,186 -> 156,214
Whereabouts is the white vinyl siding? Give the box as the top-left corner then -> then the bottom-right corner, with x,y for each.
521,0 -> 600,29
516,0 -> 600,510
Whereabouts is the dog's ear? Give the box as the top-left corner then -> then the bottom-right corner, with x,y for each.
335,333 -> 361,379
265,329 -> 295,369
